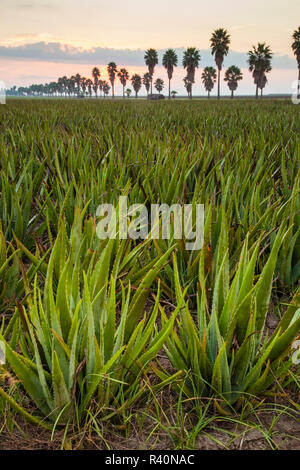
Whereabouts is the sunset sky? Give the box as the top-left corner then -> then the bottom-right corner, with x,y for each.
1,0 -> 299,95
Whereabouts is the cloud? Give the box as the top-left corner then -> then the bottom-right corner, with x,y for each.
17,74 -> 57,80
0,41 -> 296,69
11,1 -> 53,8
13,33 -> 41,39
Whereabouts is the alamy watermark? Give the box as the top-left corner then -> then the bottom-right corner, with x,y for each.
96,197 -> 204,251
292,339 -> 300,365
0,81 -> 6,105
0,341 -> 5,365
291,80 -> 300,105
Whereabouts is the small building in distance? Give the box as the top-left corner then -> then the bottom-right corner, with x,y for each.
147,94 -> 165,100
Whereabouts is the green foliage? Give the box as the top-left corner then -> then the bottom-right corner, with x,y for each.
160,223 -> 300,409
0,98 -> 299,427
0,214 -> 178,424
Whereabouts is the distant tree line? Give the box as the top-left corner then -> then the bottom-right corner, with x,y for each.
6,27 -> 300,100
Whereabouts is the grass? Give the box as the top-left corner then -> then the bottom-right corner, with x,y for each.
0,97 -> 299,449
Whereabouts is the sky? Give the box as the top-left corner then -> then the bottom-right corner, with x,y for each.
0,0 -> 299,95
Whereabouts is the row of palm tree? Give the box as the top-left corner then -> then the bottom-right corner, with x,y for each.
11,73 -> 166,99
10,27 -> 300,99
178,36 -> 270,99
143,27 -> 300,99
9,58 -> 260,100
200,65 -> 243,99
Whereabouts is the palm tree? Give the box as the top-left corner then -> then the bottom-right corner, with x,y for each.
144,49 -> 158,94
117,68 -> 129,98
131,74 -> 142,98
201,66 -> 217,98
86,79 -> 93,98
49,82 -> 59,97
75,73 -> 81,96
171,90 -> 177,98
92,67 -> 100,97
69,76 -> 76,96
107,62 -> 118,98
258,74 -> 268,98
142,73 -> 151,96
43,84 -> 49,97
162,49 -> 178,99
57,77 -> 64,96
93,82 -> 98,97
292,27 -> 300,99
103,81 -> 110,98
81,77 -> 87,96
126,88 -> 132,98
98,80 -> 104,97
182,48 -> 201,98
183,76 -> 193,98
61,76 -> 68,96
224,66 -> 243,98
248,43 -> 272,99
210,28 -> 231,99
64,79 -> 69,97
154,78 -> 164,94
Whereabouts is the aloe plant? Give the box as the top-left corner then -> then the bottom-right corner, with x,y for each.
158,223 -> 300,410
0,214 -> 178,424
0,224 -> 20,313
0,98 -> 299,429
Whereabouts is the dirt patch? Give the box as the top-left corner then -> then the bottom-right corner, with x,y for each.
1,398 -> 299,450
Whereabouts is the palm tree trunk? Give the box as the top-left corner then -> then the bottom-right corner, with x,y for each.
112,83 -> 114,98
169,79 -> 171,99
298,68 -> 300,99
208,90 -> 210,99
256,84 -> 259,99
261,88 -> 263,99
123,85 -> 125,98
231,90 -> 234,99
218,69 -> 220,99
151,79 -> 153,95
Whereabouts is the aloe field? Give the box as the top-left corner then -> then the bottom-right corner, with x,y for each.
0,98 -> 299,450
